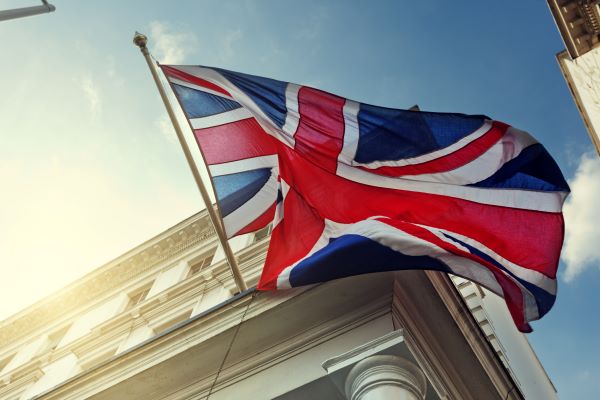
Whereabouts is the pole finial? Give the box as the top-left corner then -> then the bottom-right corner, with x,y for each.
133,31 -> 148,50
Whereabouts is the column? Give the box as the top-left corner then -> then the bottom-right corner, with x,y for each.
345,355 -> 426,400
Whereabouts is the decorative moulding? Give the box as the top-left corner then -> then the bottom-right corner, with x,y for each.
0,212 -> 215,349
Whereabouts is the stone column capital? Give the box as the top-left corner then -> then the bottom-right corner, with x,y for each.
345,355 -> 427,400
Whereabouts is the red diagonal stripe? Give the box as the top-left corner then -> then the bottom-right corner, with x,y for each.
234,203 -> 276,237
278,144 -> 563,279
377,218 -> 531,331
195,118 -> 277,165
259,185 -> 325,290
161,65 -> 232,98
360,121 -> 508,177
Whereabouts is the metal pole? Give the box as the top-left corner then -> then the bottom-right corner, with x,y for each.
0,1 -> 55,22
133,32 -> 247,292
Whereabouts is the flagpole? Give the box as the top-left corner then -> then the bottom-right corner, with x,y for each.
0,1 -> 55,22
133,32 -> 247,293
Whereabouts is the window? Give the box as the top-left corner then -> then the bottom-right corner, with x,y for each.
187,251 -> 216,278
125,284 -> 152,310
0,353 -> 14,374
253,224 -> 272,243
42,324 -> 72,353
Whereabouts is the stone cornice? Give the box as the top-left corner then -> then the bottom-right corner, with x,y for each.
30,275 -> 395,400
0,211 -> 215,348
424,270 -> 523,400
391,270 -> 523,400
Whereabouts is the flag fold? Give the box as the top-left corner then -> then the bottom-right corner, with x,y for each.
162,64 -> 569,332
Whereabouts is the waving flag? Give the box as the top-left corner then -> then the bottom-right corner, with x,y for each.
161,65 -> 569,332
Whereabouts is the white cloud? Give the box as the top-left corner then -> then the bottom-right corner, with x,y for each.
78,74 -> 101,117
149,21 -> 197,64
562,152 -> 600,282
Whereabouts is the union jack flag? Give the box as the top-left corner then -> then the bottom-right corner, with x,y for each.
161,65 -> 569,332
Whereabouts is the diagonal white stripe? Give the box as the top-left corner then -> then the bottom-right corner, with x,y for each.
209,155 -> 279,177
167,77 -> 236,101
402,127 -> 538,184
171,66 -> 295,148
336,162 -> 568,212
349,120 -> 495,169
190,107 -> 253,130
276,266 -> 294,289
416,224 -> 557,295
277,217 -> 540,321
221,167 -> 279,237
273,178 -> 289,229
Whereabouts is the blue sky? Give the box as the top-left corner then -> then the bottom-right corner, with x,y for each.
1,1 -> 599,398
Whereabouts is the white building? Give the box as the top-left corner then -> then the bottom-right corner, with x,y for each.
0,210 -> 557,399
549,0 -> 600,155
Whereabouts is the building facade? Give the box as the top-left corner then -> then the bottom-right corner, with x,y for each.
549,0 -> 600,155
0,211 -> 556,399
